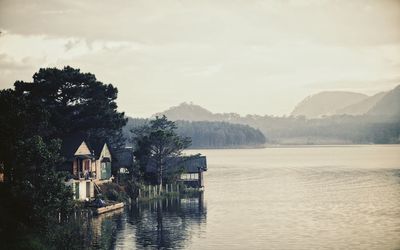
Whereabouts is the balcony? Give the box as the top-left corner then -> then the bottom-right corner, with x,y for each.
75,171 -> 97,180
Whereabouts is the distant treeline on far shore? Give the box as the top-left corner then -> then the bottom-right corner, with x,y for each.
124,118 -> 267,148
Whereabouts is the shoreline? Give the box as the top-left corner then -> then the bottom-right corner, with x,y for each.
187,143 -> 400,150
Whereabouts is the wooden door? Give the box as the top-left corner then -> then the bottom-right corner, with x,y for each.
86,182 -> 90,198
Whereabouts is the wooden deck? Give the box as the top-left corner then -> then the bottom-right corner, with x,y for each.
94,202 -> 124,215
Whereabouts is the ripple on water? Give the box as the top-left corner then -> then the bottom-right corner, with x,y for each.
93,146 -> 400,250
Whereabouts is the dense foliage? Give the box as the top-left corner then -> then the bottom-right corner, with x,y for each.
13,66 -> 127,149
0,66 -> 126,248
124,117 -> 267,148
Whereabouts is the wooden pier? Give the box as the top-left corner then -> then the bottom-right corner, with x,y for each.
94,202 -> 124,215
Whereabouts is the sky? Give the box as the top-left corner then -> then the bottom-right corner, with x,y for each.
0,0 -> 399,117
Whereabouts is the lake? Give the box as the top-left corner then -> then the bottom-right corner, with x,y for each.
91,145 -> 400,249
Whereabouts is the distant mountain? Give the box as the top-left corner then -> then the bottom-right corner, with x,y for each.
291,91 -> 368,118
151,85 -> 400,144
335,92 -> 386,116
153,102 -> 216,121
367,85 -> 400,118
155,86 -> 400,122
153,102 -> 241,122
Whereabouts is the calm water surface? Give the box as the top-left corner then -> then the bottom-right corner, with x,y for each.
94,145 -> 400,249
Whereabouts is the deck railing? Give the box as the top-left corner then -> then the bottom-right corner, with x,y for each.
75,171 -> 96,180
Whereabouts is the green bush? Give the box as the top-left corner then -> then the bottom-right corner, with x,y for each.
98,182 -> 128,202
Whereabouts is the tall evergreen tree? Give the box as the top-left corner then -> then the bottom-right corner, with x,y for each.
132,116 -> 191,190
13,66 -> 127,149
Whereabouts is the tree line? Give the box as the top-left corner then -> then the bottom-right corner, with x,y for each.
124,118 -> 267,148
226,114 -> 400,144
175,120 -> 266,148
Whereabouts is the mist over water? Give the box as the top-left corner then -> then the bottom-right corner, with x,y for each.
93,145 -> 400,249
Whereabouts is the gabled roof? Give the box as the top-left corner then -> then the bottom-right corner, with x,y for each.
60,132 -> 112,159
87,141 -> 109,158
60,133 -> 93,161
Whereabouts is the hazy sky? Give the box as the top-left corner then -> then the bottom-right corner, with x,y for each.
1,0 -> 399,117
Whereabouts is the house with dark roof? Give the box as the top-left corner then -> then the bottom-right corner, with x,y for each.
89,141 -> 113,181
177,156 -> 207,188
146,155 -> 207,189
60,135 -> 113,200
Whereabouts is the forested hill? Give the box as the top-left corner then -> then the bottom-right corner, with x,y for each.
123,117 -> 266,148
175,120 -> 266,148
153,85 -> 400,144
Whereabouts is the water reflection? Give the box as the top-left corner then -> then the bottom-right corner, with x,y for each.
128,192 -> 206,249
89,192 -> 206,249
88,146 -> 400,249
90,209 -> 124,249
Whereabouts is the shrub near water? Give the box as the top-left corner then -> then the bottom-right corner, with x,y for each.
99,182 -> 128,202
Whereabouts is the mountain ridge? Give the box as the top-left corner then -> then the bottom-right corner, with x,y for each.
335,92 -> 386,116
290,85 -> 400,118
291,91 -> 368,118
367,85 -> 400,117
150,85 -> 400,144
155,85 -> 400,121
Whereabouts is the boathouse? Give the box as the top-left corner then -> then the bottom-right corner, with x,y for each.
146,155 -> 207,188
178,156 -> 207,188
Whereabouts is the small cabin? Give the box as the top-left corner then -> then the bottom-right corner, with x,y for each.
178,156 -> 207,188
60,136 -> 113,201
146,155 -> 207,188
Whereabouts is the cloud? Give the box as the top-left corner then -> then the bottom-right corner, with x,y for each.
0,53 -> 32,70
0,32 -> 145,64
64,39 -> 80,51
0,0 -> 399,46
0,0 -> 400,116
0,53 -> 43,88
307,76 -> 400,95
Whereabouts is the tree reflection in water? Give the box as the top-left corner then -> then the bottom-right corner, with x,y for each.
90,209 -> 124,249
89,192 -> 206,249
129,192 -> 206,249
